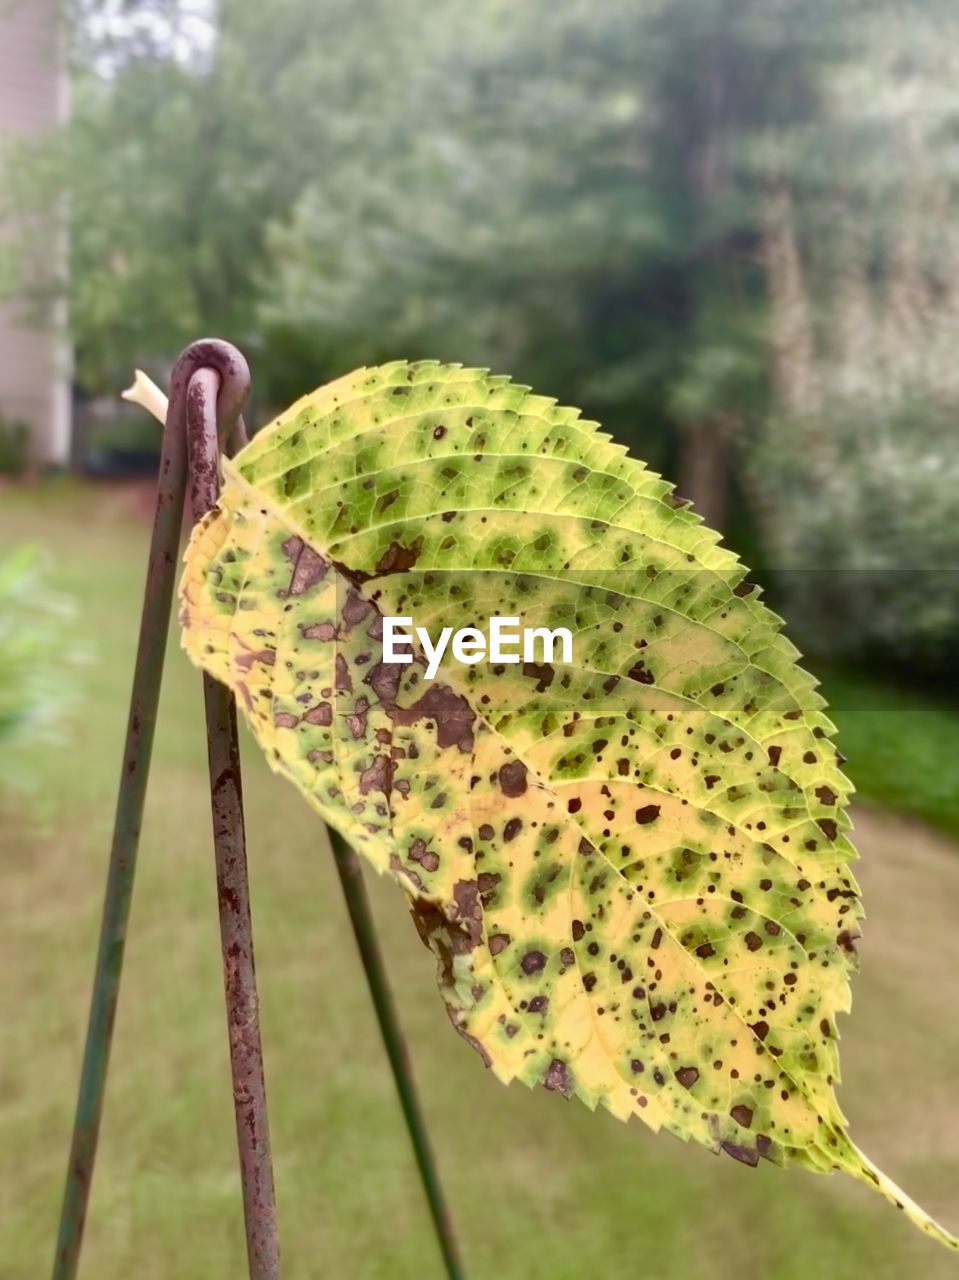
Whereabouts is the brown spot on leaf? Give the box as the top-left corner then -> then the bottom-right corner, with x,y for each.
627,660 -> 655,685
341,590 -> 374,626
395,684 -> 475,753
837,929 -> 860,955
543,1059 -> 573,1098
452,880 -> 482,947
408,839 -> 440,873
282,536 -> 330,595
721,1140 -> 759,1167
366,660 -> 402,708
345,697 -> 370,739
522,661 -> 555,692
235,648 -> 276,671
359,754 -> 392,796
375,538 -> 423,576
300,621 -> 336,641
498,760 -> 528,797
477,871 -> 501,897
335,653 -> 353,693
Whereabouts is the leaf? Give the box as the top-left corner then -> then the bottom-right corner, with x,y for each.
179,360 -> 956,1249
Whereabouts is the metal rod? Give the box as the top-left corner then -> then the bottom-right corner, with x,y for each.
186,367 -> 282,1279
327,829 -> 466,1280
56,334 -> 458,1278
53,341 -> 253,1280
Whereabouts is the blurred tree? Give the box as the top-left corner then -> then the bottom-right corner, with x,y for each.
1,0 -> 847,462
256,1 -> 659,432
752,1 -> 959,666
256,0 -> 843,526
4,0 -> 959,666
6,2 -> 662,430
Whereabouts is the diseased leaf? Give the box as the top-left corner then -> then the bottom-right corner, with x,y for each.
179,360 -> 956,1249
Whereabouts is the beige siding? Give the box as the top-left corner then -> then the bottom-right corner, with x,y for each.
0,0 -> 70,466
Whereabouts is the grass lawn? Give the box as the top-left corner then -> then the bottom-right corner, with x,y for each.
2,480 -> 958,1279
820,667 -> 959,841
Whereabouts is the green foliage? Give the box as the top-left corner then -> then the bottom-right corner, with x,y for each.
180,362 -> 956,1249
6,0 -> 959,654
0,546 -> 81,787
0,2 -> 847,433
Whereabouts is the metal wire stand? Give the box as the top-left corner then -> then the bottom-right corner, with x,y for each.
52,340 -> 464,1280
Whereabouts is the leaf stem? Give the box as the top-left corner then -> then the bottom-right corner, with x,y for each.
121,369 -> 169,424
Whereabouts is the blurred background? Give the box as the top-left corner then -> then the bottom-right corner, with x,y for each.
1,2 -> 958,1277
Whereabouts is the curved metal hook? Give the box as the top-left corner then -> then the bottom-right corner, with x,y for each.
149,337 -> 252,540
167,337 -> 251,459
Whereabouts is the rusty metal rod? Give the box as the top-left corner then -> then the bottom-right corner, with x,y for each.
52,341 -> 257,1279
186,366 -> 281,1278
56,336 -> 461,1279
328,829 -> 465,1280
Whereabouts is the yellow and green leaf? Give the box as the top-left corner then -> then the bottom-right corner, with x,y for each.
178,360 -> 956,1250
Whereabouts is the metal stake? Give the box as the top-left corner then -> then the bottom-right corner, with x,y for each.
54,338 -> 465,1280
186,366 -> 282,1278
328,830 -> 465,1280
52,340 -> 280,1278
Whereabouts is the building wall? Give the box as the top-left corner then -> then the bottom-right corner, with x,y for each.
0,0 -> 70,466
